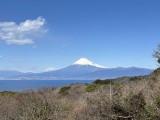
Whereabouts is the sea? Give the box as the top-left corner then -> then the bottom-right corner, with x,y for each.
0,80 -> 94,92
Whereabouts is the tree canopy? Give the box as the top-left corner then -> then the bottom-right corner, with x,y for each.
154,44 -> 160,64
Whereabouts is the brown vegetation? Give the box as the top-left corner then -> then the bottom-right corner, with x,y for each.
0,71 -> 160,120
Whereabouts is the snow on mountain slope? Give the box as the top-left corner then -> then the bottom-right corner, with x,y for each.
74,58 -> 106,68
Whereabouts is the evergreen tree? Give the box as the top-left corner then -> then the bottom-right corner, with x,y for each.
154,44 -> 160,64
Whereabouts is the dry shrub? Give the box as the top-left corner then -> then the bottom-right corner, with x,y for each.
69,86 -> 115,120
0,95 -> 19,120
0,75 -> 160,120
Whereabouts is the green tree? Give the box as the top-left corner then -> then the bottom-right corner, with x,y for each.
154,44 -> 160,64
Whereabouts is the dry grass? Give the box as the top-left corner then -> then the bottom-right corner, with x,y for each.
0,73 -> 160,120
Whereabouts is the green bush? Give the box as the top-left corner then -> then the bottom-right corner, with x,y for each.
0,91 -> 18,96
86,79 -> 114,92
129,76 -> 143,81
93,79 -> 113,85
144,105 -> 156,119
59,86 -> 71,96
86,84 -> 98,92
156,97 -> 160,108
153,68 -> 160,76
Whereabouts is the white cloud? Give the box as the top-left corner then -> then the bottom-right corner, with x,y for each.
45,67 -> 57,72
0,17 -> 47,45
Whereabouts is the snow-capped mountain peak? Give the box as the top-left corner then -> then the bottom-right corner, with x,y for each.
74,58 -> 106,68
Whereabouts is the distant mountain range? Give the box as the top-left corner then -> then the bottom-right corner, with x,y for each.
0,58 -> 153,80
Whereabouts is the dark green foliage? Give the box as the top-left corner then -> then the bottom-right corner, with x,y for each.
153,44 -> 160,64
86,84 -> 98,92
129,76 -> 143,81
86,79 -> 114,92
144,105 -> 156,119
93,79 -> 114,85
153,68 -> 160,76
156,97 -> 160,108
59,86 -> 71,95
0,91 -> 18,96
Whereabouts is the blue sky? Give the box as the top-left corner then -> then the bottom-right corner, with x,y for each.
0,0 -> 159,72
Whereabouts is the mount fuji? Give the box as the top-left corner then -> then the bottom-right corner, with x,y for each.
23,58 -> 106,80
73,58 -> 106,68
10,58 -> 153,80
